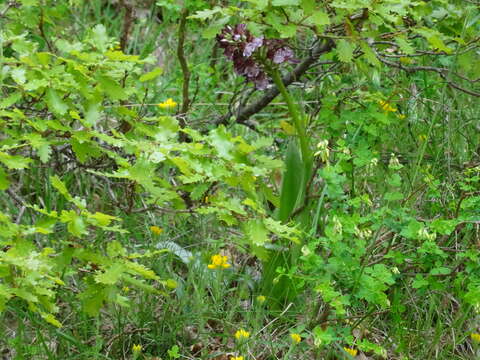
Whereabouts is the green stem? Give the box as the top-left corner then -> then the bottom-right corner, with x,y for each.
270,68 -> 310,162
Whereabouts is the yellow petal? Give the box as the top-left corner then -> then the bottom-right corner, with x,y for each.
343,347 -> 358,357
150,225 -> 163,235
256,295 -> 266,303
290,333 -> 301,343
471,333 -> 480,343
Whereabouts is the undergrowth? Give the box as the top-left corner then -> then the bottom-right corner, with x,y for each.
0,1 -> 479,359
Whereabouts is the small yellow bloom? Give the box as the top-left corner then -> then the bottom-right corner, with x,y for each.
230,357 -> 244,360
122,286 -> 130,293
158,98 -> 177,109
256,295 -> 266,303
343,347 -> 358,357
132,344 -> 142,353
471,333 -> 480,343
208,254 -> 231,269
234,329 -> 250,340
290,333 -> 301,344
150,225 -> 163,235
397,113 -> 406,119
378,100 -> 397,113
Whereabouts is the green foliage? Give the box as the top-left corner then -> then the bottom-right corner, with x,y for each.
0,0 -> 296,327
1,0 -> 479,359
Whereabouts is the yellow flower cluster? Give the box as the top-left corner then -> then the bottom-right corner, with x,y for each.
234,329 -> 250,340
343,347 -> 358,357
290,333 -> 301,344
256,295 -> 266,303
378,100 -> 397,112
208,254 -> 231,269
158,98 -> 177,109
132,344 -> 142,353
150,225 -> 163,235
471,332 -> 480,343
230,357 -> 244,360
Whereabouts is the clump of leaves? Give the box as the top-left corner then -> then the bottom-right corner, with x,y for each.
0,2 -> 298,326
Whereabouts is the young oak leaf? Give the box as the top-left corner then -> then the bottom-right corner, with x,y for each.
336,39 -> 355,63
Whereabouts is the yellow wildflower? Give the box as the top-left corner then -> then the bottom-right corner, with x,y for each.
378,100 -> 397,112
208,254 -> 231,269
290,333 -> 301,344
397,113 -> 406,119
132,344 -> 142,353
256,295 -> 266,303
158,98 -> 177,109
234,329 -> 250,340
343,347 -> 358,357
150,225 -> 163,235
471,333 -> 480,343
122,286 -> 130,293
230,357 -> 244,360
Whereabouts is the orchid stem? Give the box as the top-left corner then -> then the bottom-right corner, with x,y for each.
270,68 -> 310,162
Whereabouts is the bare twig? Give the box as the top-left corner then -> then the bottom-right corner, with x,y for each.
119,0 -> 134,52
39,9 -> 53,52
440,72 -> 480,97
7,187 -> 26,207
15,206 -> 26,224
177,8 -> 191,127
375,50 -> 480,97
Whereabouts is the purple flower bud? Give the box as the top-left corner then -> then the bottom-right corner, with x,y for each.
243,36 -> 264,57
235,24 -> 247,35
273,47 -> 295,64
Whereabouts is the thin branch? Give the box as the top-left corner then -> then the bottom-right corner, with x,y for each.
7,187 -> 26,207
376,53 -> 480,97
440,72 -> 480,97
119,0 -> 134,52
177,7 -> 191,124
39,9 -> 53,52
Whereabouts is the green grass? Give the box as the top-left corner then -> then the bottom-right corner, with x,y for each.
1,1 -> 480,359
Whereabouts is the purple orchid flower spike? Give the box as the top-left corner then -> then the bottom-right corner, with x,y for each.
217,24 -> 296,90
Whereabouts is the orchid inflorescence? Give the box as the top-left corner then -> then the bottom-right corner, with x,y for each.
216,24 -> 298,90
